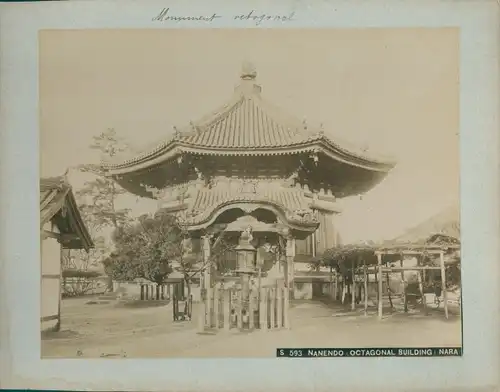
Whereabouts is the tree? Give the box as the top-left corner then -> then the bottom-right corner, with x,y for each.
76,128 -> 131,231
73,128 -> 133,289
175,231 -> 235,298
103,212 -> 181,285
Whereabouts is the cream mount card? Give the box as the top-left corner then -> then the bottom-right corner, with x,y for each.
0,1 -> 499,391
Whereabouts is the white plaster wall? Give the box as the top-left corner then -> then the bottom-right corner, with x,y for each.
40,223 -> 61,331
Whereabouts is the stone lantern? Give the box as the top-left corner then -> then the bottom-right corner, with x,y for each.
234,227 -> 257,327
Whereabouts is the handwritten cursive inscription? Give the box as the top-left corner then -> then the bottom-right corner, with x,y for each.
152,8 -> 221,23
234,10 -> 296,25
151,8 -> 296,25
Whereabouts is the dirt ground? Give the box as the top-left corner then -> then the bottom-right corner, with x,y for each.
41,297 -> 462,358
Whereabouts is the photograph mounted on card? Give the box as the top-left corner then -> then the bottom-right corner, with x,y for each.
39,28 -> 461,359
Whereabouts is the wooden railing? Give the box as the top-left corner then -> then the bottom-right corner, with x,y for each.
199,284 -> 290,332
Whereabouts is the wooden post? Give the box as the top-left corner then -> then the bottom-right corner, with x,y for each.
248,291 -> 255,330
386,273 -> 393,309
400,257 -> 407,313
377,252 -> 383,320
277,286 -> 283,328
260,288 -> 267,331
207,287 -> 214,328
440,251 -> 449,319
269,288 -> 275,329
417,265 -> 427,315
283,287 -> 290,329
364,263 -> 368,316
223,290 -> 231,331
197,294 -> 205,333
213,285 -> 220,329
329,266 -> 333,299
351,260 -> 356,311
285,236 -> 296,300
202,235 -> 212,291
334,272 -> 338,300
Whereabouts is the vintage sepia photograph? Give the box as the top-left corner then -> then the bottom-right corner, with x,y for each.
39,28 -> 461,358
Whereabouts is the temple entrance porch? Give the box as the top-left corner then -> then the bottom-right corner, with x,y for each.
188,203 -> 318,333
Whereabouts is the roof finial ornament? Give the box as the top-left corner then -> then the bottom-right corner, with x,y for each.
319,123 -> 325,136
241,61 -> 257,81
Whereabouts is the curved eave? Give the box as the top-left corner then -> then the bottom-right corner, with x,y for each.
185,198 -> 320,234
103,138 -> 395,177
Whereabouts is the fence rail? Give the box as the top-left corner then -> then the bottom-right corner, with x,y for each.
200,285 -> 290,332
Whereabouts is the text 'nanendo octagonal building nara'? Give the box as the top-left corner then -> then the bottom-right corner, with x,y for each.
102,63 -> 396,300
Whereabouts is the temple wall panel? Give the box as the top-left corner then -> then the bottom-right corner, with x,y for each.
315,210 -> 337,255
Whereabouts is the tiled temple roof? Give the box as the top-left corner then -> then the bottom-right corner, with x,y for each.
103,64 -> 396,174
40,175 -> 94,251
178,94 -> 321,149
191,187 -> 310,214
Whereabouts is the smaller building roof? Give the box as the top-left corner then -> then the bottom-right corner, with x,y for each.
40,175 -> 94,251
182,187 -> 319,233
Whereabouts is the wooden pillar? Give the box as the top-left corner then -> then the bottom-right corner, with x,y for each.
202,235 -> 212,290
334,272 -> 338,300
223,290 -> 231,331
351,261 -> 356,311
213,285 -> 220,329
203,235 -> 212,327
249,292 -> 255,330
197,295 -> 205,333
440,251 -> 449,319
260,288 -> 267,331
400,257 -> 407,313
386,273 -> 393,309
364,263 -> 368,316
283,287 -> 290,329
377,252 -> 383,320
285,235 -> 296,300
417,262 -> 427,315
270,288 -> 276,329
277,286 -> 283,328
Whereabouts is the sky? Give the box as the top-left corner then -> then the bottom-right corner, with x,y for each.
39,28 -> 459,243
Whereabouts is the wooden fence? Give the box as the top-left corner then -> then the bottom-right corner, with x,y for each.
139,282 -> 184,301
199,285 -> 290,332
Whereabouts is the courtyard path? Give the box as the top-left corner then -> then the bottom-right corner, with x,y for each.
42,298 -> 462,358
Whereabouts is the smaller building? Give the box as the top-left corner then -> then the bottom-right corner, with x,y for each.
40,175 -> 94,332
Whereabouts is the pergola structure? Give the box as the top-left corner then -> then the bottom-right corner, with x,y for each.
320,234 -> 460,320
374,242 -> 460,320
100,63 -> 396,302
